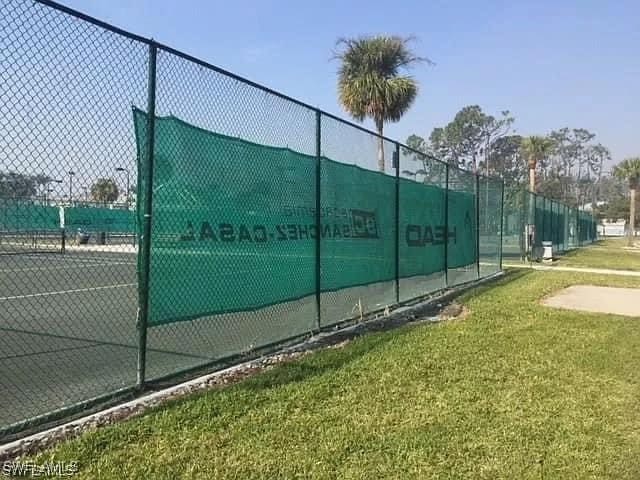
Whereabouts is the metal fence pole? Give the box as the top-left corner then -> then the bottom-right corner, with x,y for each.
576,208 -> 580,246
530,193 -> 537,263
314,110 -> 322,331
560,203 -> 564,252
136,42 -> 157,389
499,179 -> 505,270
443,164 -> 449,287
555,202 -> 559,249
520,189 -> 527,261
552,201 -> 555,249
549,200 -> 556,249
476,174 -> 480,279
541,196 -> 546,244
565,204 -> 569,250
394,143 -> 400,303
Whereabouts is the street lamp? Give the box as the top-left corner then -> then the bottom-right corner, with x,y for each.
68,170 -> 75,205
44,178 -> 62,205
115,167 -> 130,209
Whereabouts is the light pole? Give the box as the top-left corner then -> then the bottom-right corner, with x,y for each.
115,167 -> 130,209
68,170 -> 75,205
44,178 -> 62,205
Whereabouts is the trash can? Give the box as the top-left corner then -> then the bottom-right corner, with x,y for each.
97,231 -> 106,245
542,241 -> 553,263
76,229 -> 90,245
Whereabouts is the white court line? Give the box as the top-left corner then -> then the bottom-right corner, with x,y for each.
0,256 -> 136,265
50,257 -> 135,264
0,262 -> 136,273
0,283 -> 136,301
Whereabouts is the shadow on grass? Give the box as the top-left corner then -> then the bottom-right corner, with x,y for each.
456,268 -> 531,302
235,271 -> 532,395
238,331 -> 400,393
557,249 -> 580,261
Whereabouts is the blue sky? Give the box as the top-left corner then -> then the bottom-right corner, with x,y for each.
55,0 -> 640,168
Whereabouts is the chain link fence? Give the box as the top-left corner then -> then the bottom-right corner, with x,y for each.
1,0 -> 148,440
502,188 -> 598,261
0,0 -> 511,440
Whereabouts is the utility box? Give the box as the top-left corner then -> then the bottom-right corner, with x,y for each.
542,241 -> 553,263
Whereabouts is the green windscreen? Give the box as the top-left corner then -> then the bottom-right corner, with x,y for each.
399,180 -> 445,277
135,109 -> 316,324
134,109 -> 477,325
0,198 -> 60,231
64,206 -> 135,233
0,200 -> 136,234
319,159 -> 395,290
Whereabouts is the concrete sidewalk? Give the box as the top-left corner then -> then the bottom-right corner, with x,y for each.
503,263 -> 640,277
543,285 -> 640,317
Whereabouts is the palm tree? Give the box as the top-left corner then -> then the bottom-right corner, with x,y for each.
521,136 -> 554,193
613,157 -> 640,245
334,36 -> 426,172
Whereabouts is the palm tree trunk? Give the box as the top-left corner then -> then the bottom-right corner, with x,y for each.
529,166 -> 536,193
375,118 -> 385,172
630,186 -> 636,246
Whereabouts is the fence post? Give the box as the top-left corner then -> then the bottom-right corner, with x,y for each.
314,110 -> 322,331
576,208 -> 580,246
521,189 -> 528,261
136,41 -> 157,389
530,193 -> 537,263
394,143 -> 400,303
540,196 -> 546,244
551,201 -> 555,250
475,174 -> 480,279
443,164 -> 449,287
565,204 -> 569,251
555,202 -> 560,249
499,179 -> 505,270
559,203 -> 563,252
552,200 -> 555,244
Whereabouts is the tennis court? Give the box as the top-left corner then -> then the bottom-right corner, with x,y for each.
0,248 -> 138,427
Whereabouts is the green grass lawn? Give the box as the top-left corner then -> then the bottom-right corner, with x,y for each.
559,238 -> 640,271
33,270 -> 640,479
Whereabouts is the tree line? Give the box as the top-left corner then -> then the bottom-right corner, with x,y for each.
1,172 -> 123,205
402,106 -> 638,238
403,106 -> 609,206
333,35 -> 639,244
